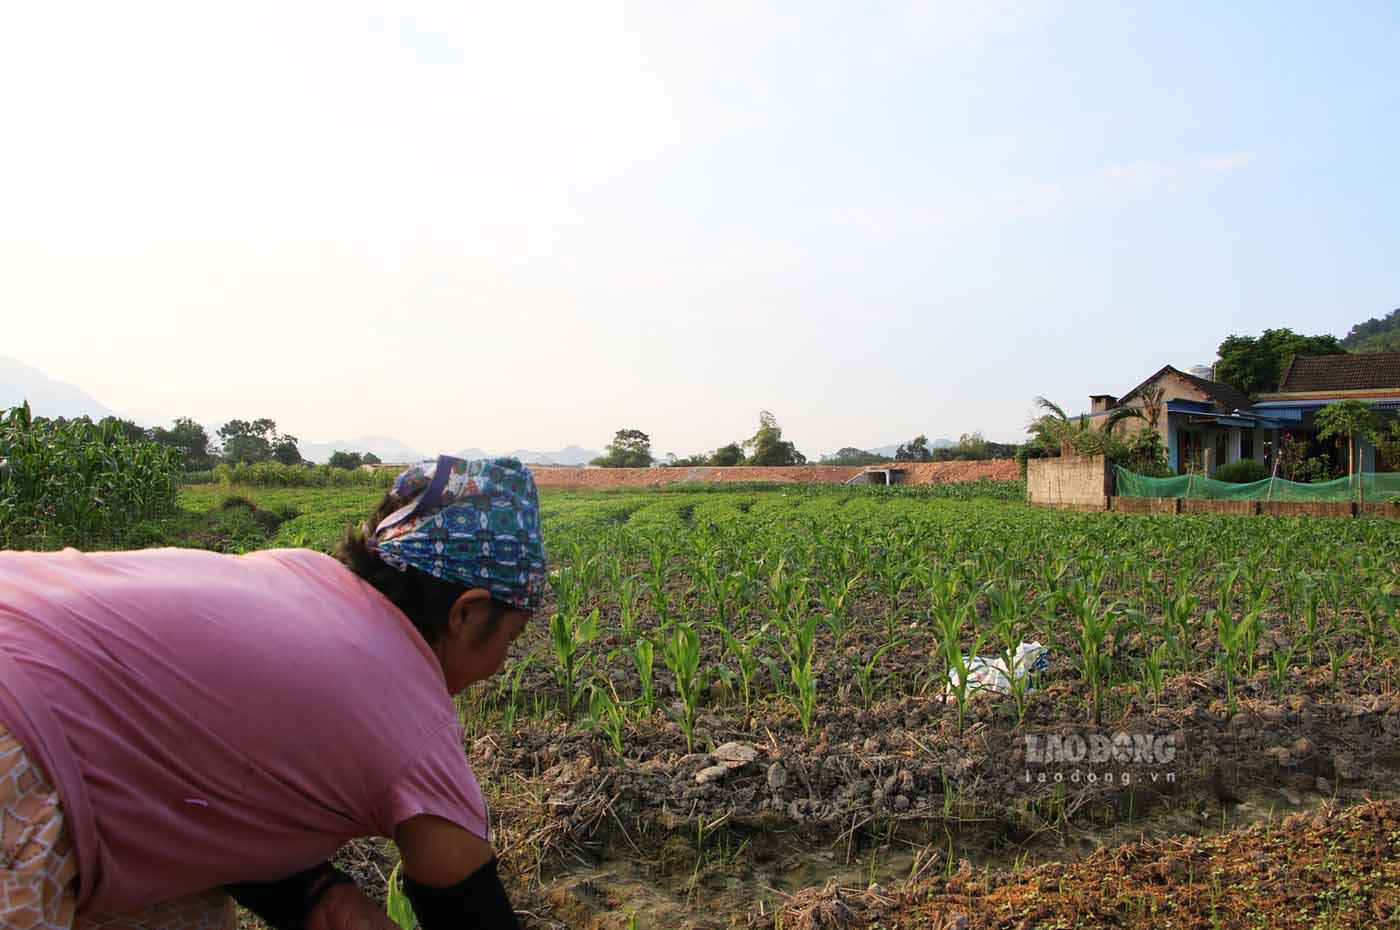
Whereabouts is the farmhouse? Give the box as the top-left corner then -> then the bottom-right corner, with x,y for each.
1252,352 -> 1400,473
1088,364 -> 1282,473
1090,354 -> 1400,474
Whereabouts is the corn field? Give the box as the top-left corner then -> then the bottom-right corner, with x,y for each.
0,402 -> 181,549
474,491 -> 1400,740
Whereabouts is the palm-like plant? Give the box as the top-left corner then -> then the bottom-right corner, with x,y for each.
1030,396 -> 1144,456
1030,397 -> 1085,456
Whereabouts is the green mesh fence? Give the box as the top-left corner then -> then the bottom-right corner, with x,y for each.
1114,466 -> 1400,502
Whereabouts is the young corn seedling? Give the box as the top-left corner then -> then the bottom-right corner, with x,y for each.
777,613 -> 820,739
854,640 -> 896,709
550,607 -> 600,722
629,636 -> 657,718
587,680 -> 628,757
1269,642 -> 1297,696
934,596 -> 988,736
1058,581 -> 1119,726
817,571 -> 864,647
985,581 -> 1040,724
663,623 -> 708,752
1140,642 -> 1168,709
716,624 -> 765,711
1213,608 -> 1256,712
496,656 -> 533,733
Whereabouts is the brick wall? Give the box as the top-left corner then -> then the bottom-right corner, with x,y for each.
1026,455 -> 1111,509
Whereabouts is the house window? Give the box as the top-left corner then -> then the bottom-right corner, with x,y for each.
1241,435 -> 1254,461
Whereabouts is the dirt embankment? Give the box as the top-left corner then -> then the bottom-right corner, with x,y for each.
529,459 -> 1020,489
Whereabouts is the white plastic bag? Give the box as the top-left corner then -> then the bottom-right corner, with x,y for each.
947,640 -> 1049,695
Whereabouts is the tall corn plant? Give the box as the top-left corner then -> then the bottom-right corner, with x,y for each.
1,402 -> 179,549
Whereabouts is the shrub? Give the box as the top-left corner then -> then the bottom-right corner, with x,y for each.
1215,460 -> 1270,484
1217,460 -> 1266,483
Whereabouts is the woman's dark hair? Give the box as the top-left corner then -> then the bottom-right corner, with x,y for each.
338,492 -> 508,645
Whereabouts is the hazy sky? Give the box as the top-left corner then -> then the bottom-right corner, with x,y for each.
2,2 -> 1396,457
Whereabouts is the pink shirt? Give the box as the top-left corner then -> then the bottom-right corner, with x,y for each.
0,547 -> 488,913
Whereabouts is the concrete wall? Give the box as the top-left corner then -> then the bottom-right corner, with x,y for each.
1026,455 -> 1112,508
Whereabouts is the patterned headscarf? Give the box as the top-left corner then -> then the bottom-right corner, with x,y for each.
368,455 -> 547,612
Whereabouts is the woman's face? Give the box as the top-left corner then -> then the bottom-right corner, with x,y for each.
437,590 -> 531,693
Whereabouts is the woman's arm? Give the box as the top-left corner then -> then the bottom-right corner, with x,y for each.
227,862 -> 398,930
394,814 -> 521,930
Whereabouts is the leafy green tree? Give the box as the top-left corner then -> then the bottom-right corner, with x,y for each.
1368,418 -> 1400,471
217,418 -> 299,465
1315,399 -> 1379,481
149,417 -> 215,471
709,442 -> 745,466
102,417 -> 149,443
591,429 -> 653,468
744,411 -> 804,466
361,451 -> 381,465
328,450 -> 364,469
820,447 -> 884,466
271,435 -> 302,465
895,435 -> 933,462
1215,328 -> 1344,397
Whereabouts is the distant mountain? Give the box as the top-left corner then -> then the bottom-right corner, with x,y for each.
1342,308 -> 1400,354
299,436 -> 427,465
0,357 -> 117,420
451,446 -> 601,466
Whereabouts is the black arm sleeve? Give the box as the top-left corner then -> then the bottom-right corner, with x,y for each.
403,857 -> 521,930
225,861 -> 355,930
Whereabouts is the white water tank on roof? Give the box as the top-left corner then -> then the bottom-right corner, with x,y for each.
1188,364 -> 1215,381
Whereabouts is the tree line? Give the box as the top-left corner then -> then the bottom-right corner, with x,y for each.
83,416 -> 375,472
591,413 -> 1017,469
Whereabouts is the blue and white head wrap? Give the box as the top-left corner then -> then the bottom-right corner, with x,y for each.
368,455 -> 547,612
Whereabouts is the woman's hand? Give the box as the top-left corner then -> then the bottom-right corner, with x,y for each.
307,882 -> 401,930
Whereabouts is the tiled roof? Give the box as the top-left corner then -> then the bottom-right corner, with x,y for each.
1121,365 -> 1253,412
1278,353 -> 1400,393
1169,368 -> 1254,412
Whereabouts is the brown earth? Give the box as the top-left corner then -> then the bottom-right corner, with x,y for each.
529,460 -> 1020,489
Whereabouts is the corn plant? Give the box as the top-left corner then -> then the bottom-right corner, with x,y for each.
716,624 -> 765,711
1058,580 -> 1119,726
853,641 -> 896,708
1213,608 -> 1256,712
663,623 -> 708,752
550,607 -> 600,722
629,636 -> 657,717
1140,642 -> 1168,708
776,612 -> 820,739
816,571 -> 864,647
386,862 -> 417,929
0,402 -> 181,549
937,601 -> 988,735
985,581 -> 1040,723
586,680 -> 628,757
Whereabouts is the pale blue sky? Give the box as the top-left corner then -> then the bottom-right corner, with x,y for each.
1,2 -> 1395,457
